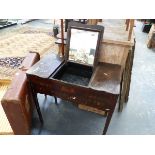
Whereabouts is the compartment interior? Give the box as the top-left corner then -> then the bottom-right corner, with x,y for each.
52,61 -> 93,86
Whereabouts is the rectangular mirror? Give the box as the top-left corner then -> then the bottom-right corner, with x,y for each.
69,29 -> 99,65
66,22 -> 104,68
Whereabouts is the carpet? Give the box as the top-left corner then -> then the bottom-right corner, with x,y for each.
0,57 -> 24,81
0,26 -> 58,81
0,81 -> 13,135
0,26 -> 58,58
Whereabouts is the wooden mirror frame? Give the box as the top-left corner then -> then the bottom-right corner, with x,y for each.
65,21 -> 104,68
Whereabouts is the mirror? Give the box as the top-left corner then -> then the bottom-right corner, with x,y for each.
68,28 -> 99,66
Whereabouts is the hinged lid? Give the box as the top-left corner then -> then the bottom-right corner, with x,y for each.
65,21 -> 104,69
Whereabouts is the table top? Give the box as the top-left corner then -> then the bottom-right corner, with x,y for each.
27,52 -> 122,95
89,62 -> 122,94
26,52 -> 64,78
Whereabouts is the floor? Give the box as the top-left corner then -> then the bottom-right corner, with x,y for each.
0,19 -> 57,37
29,20 -> 155,135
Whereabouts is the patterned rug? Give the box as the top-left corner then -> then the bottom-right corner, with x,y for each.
0,57 -> 24,81
0,26 -> 58,81
0,57 -> 24,68
0,27 -> 58,58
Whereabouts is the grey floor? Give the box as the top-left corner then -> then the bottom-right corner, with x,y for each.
2,20 -> 154,135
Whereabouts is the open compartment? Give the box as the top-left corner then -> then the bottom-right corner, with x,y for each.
50,22 -> 104,87
53,61 -> 93,86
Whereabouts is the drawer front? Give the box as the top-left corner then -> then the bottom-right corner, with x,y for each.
29,76 -> 118,109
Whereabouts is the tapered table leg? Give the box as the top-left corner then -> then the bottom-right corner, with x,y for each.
54,96 -> 58,104
44,95 -> 47,99
102,110 -> 114,135
29,82 -> 44,124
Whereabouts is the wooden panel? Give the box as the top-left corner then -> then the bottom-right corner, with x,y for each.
99,43 -> 129,68
147,24 -> 155,48
102,39 -> 134,46
126,19 -> 130,31
128,19 -> 135,41
28,75 -> 118,110
1,71 -> 31,135
89,62 -> 122,94
88,19 -> 100,25
78,104 -> 106,116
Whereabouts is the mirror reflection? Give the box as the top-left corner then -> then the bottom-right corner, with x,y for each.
69,28 -> 99,65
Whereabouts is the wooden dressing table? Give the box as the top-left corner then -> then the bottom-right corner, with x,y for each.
26,22 -> 122,134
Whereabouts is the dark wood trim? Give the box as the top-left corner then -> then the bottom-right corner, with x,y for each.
65,21 -> 104,69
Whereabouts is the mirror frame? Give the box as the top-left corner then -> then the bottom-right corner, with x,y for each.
65,21 -> 104,68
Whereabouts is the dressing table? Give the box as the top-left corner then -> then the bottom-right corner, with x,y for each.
26,22 -> 122,134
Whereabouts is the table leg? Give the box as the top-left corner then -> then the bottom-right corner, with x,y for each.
44,95 -> 47,100
54,96 -> 58,104
118,71 -> 124,111
102,109 -> 114,135
29,82 -> 44,124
